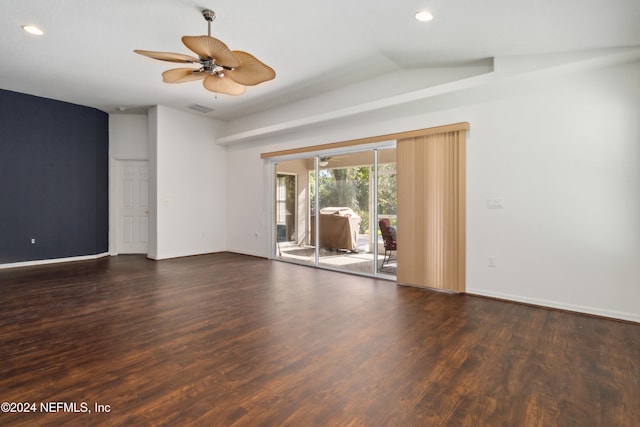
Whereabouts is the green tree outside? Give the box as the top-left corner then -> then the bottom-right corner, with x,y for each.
310,164 -> 396,234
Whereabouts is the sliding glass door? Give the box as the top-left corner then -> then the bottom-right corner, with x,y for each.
273,146 -> 396,279
269,123 -> 467,290
376,148 -> 397,276
315,151 -> 375,274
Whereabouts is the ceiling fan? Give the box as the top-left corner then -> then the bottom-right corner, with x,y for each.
319,155 -> 348,167
134,9 -> 275,96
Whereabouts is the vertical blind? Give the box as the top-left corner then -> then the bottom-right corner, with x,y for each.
397,127 -> 467,292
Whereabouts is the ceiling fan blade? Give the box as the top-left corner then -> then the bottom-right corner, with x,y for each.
226,51 -> 276,86
182,36 -> 241,68
203,75 -> 246,96
162,68 -> 206,83
134,50 -> 199,63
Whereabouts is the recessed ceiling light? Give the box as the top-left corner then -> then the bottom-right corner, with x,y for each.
414,11 -> 434,22
22,25 -> 44,36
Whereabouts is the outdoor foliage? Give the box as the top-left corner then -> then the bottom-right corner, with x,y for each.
310,164 -> 396,233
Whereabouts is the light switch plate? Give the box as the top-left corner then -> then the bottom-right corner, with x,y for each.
487,198 -> 505,209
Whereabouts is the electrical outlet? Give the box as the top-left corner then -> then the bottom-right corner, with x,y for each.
488,256 -> 496,267
31,238 -> 36,244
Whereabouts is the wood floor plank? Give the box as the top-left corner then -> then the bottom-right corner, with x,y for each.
0,253 -> 638,426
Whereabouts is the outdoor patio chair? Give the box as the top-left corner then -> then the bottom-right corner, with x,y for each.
379,218 -> 396,269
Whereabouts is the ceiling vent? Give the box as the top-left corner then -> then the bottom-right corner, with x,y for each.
187,103 -> 214,114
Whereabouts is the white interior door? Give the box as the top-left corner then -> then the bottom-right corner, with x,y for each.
117,160 -> 149,254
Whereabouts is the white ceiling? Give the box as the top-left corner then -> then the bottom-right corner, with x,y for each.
2,0 -> 639,121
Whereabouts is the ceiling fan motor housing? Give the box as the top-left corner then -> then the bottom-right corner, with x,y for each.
202,9 -> 215,22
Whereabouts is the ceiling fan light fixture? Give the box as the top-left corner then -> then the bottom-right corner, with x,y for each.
22,25 -> 44,35
414,11 -> 434,22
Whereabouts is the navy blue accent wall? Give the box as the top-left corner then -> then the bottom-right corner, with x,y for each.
0,89 -> 109,264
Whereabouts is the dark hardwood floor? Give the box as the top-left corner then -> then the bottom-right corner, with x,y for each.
0,253 -> 638,426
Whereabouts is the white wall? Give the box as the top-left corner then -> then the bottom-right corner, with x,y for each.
225,141 -> 270,257
224,59 -> 640,322
109,114 -> 148,160
148,109 -> 159,258
149,106 -> 227,259
464,61 -> 640,322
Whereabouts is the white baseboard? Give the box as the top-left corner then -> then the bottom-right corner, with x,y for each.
228,249 -> 268,259
0,252 -> 111,270
147,249 -> 227,261
467,288 -> 640,323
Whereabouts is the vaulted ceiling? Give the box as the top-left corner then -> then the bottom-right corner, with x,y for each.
2,0 -> 639,122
